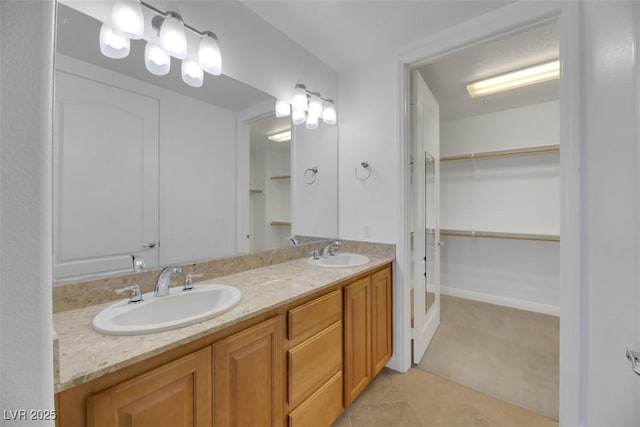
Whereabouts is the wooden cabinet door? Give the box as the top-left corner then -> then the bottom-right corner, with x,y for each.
371,267 -> 393,376
213,316 -> 285,427
86,347 -> 211,427
343,277 -> 371,406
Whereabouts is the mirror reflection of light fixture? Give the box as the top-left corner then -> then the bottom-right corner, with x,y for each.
144,42 -> 170,75
322,100 -> 336,125
181,59 -> 204,87
276,84 -> 337,129
110,0 -> 144,39
292,108 -> 306,125
307,95 -> 323,118
275,99 -> 291,118
466,60 -> 560,98
267,130 -> 291,143
99,24 -> 130,59
292,84 -> 308,111
199,32 -> 222,76
305,114 -> 318,130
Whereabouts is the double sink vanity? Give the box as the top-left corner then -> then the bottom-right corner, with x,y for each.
53,241 -> 394,426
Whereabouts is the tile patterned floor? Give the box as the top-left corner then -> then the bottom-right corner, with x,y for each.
333,368 -> 557,427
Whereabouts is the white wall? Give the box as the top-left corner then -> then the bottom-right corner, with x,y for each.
441,100 -> 560,156
0,0 -> 55,422
439,102 -> 561,314
338,58 -> 399,243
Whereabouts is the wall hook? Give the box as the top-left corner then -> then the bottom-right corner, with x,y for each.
355,161 -> 372,181
304,167 -> 318,184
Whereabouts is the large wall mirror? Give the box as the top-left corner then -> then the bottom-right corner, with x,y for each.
53,3 -> 338,283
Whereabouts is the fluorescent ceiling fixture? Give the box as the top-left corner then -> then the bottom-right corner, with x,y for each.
267,130 -> 291,143
466,60 -> 559,98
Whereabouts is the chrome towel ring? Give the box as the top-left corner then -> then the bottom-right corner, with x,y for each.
355,161 -> 372,181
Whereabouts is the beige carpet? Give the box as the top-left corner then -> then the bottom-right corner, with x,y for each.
333,368 -> 557,427
416,295 -> 559,421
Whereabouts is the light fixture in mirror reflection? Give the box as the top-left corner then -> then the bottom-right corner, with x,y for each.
275,84 -> 337,130
53,4 -> 338,283
96,0 -> 222,87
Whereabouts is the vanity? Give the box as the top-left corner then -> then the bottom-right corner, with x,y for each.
53,251 -> 393,426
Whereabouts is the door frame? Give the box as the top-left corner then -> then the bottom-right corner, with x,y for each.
395,2 -> 582,425
236,100 -> 278,253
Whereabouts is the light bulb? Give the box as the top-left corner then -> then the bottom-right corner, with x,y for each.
199,33 -> 222,76
111,0 -> 144,39
308,96 -> 323,118
305,114 -> 318,130
144,42 -> 170,75
292,108 -> 306,125
181,59 -> 204,87
99,24 -> 130,59
275,99 -> 291,118
158,13 -> 187,60
322,101 -> 337,125
292,85 -> 308,111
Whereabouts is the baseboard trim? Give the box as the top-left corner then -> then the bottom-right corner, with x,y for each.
440,286 -> 560,316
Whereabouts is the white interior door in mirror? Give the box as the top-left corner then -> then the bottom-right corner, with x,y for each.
54,71 -> 159,280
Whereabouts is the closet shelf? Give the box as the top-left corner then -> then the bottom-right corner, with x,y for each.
441,145 -> 559,162
270,221 -> 291,226
249,189 -> 263,194
270,175 -> 291,180
440,229 -> 559,242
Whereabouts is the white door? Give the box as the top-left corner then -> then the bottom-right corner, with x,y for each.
54,71 -> 159,280
411,70 -> 441,364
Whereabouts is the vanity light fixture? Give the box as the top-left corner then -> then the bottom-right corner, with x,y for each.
181,59 -> 204,87
144,42 -> 170,75
154,12 -> 187,60
98,0 -> 223,87
291,108 -> 306,125
322,100 -> 337,125
267,130 -> 291,143
275,84 -> 337,129
466,60 -> 560,98
275,99 -> 291,118
198,32 -> 222,76
305,114 -> 319,130
99,24 -> 131,58
110,0 -> 144,39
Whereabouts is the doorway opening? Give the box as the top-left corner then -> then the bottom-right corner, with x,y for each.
405,15 -> 566,423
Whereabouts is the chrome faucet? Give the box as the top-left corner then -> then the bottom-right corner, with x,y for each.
320,240 -> 341,258
155,266 -> 182,297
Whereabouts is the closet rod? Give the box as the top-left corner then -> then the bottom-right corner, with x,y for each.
440,229 -> 560,242
441,144 -> 560,162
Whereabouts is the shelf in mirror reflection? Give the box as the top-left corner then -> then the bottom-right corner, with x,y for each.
270,221 -> 292,227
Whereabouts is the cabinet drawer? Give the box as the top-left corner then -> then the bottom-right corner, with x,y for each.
288,321 -> 342,408
288,371 -> 343,427
288,289 -> 342,345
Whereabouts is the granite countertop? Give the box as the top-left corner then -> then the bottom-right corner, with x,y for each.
53,252 -> 393,393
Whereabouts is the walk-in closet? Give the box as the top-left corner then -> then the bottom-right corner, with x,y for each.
413,19 -> 560,421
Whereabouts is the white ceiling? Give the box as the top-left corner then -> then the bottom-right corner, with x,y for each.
241,0 -> 513,72
418,18 -> 560,121
250,114 -> 291,153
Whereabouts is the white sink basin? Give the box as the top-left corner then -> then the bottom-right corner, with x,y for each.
93,284 -> 241,335
308,253 -> 370,268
